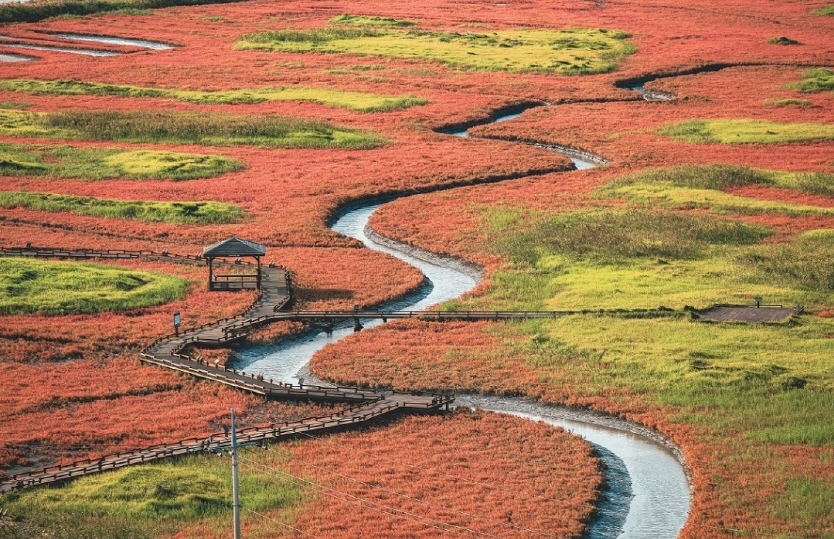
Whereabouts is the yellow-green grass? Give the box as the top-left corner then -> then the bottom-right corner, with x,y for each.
604,183 -> 834,217
0,143 -> 241,181
767,36 -> 801,46
0,451 -> 305,538
330,13 -> 417,27
605,164 -> 834,197
238,27 -> 635,75
764,98 -> 812,108
0,109 -> 384,149
657,119 -> 834,144
0,79 -> 427,113
789,68 -> 834,93
445,203 -> 834,311
0,0 -> 244,23
0,257 -> 187,315
598,164 -> 834,216
0,191 -> 245,225
813,5 -> 834,16
504,315 -> 833,444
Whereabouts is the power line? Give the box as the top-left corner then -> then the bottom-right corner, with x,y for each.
242,507 -> 323,539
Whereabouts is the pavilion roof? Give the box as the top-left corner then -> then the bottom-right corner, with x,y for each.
202,237 -> 266,258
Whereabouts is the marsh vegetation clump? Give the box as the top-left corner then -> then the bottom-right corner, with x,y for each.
0,79 -> 427,112
0,257 -> 188,315
239,25 -> 635,75
0,143 -> 241,181
0,191 -> 246,225
0,109 -> 385,149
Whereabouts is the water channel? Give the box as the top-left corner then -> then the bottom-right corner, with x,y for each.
236,151 -> 691,537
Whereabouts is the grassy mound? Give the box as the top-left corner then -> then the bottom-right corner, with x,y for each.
452,200 -> 834,311
790,68 -> 834,93
813,5 -> 834,15
657,119 -> 834,144
0,453 -> 303,537
238,25 -> 635,75
330,14 -> 417,27
0,79 -> 427,113
0,110 -> 384,149
0,191 -> 246,225
0,257 -> 188,315
0,143 -> 241,181
0,0 -> 245,23
489,208 -> 768,266
600,164 -> 834,217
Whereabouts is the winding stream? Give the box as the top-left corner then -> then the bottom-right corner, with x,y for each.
232,80 -> 692,538
236,201 -> 691,538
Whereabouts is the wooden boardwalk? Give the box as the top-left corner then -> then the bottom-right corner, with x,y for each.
0,395 -> 449,493
0,246 -> 453,493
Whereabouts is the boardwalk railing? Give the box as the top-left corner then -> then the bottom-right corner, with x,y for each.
0,393 -> 453,493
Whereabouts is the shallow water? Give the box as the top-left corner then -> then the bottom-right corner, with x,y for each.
0,52 -> 34,62
449,109 -> 599,169
1,43 -> 119,57
53,33 -> 174,50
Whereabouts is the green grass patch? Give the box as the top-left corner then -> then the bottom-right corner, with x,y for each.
0,257 -> 187,315
450,202 -> 834,312
765,98 -> 812,108
0,451 -> 305,537
0,109 -> 384,149
603,183 -> 834,217
812,5 -> 834,15
0,143 -> 241,181
767,36 -> 801,45
487,207 -> 768,266
0,0 -> 245,24
789,68 -> 834,93
0,79 -> 427,113
510,315 -> 834,444
0,191 -> 246,225
599,164 -> 834,216
0,101 -> 31,110
238,26 -> 635,75
657,119 -> 834,144
331,13 -> 417,27
605,164 -> 834,197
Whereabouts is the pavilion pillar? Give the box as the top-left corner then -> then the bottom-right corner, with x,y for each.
208,258 -> 214,290
256,257 -> 262,289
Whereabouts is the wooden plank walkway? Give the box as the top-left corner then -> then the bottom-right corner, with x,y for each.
0,394 -> 450,493
0,246 -> 453,492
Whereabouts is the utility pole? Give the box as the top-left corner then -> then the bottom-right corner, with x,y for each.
231,408 -> 241,539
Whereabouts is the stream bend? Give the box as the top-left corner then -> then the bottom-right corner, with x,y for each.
237,200 -> 691,539
238,80 -> 695,538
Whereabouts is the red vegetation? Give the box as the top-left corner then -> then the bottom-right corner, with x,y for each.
1,0 -> 833,536
258,411 -> 601,539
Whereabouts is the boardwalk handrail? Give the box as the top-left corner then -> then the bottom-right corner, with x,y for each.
0,245 -> 456,493
0,397 -> 428,493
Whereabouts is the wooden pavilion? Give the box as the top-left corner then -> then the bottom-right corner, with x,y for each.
202,237 -> 266,291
